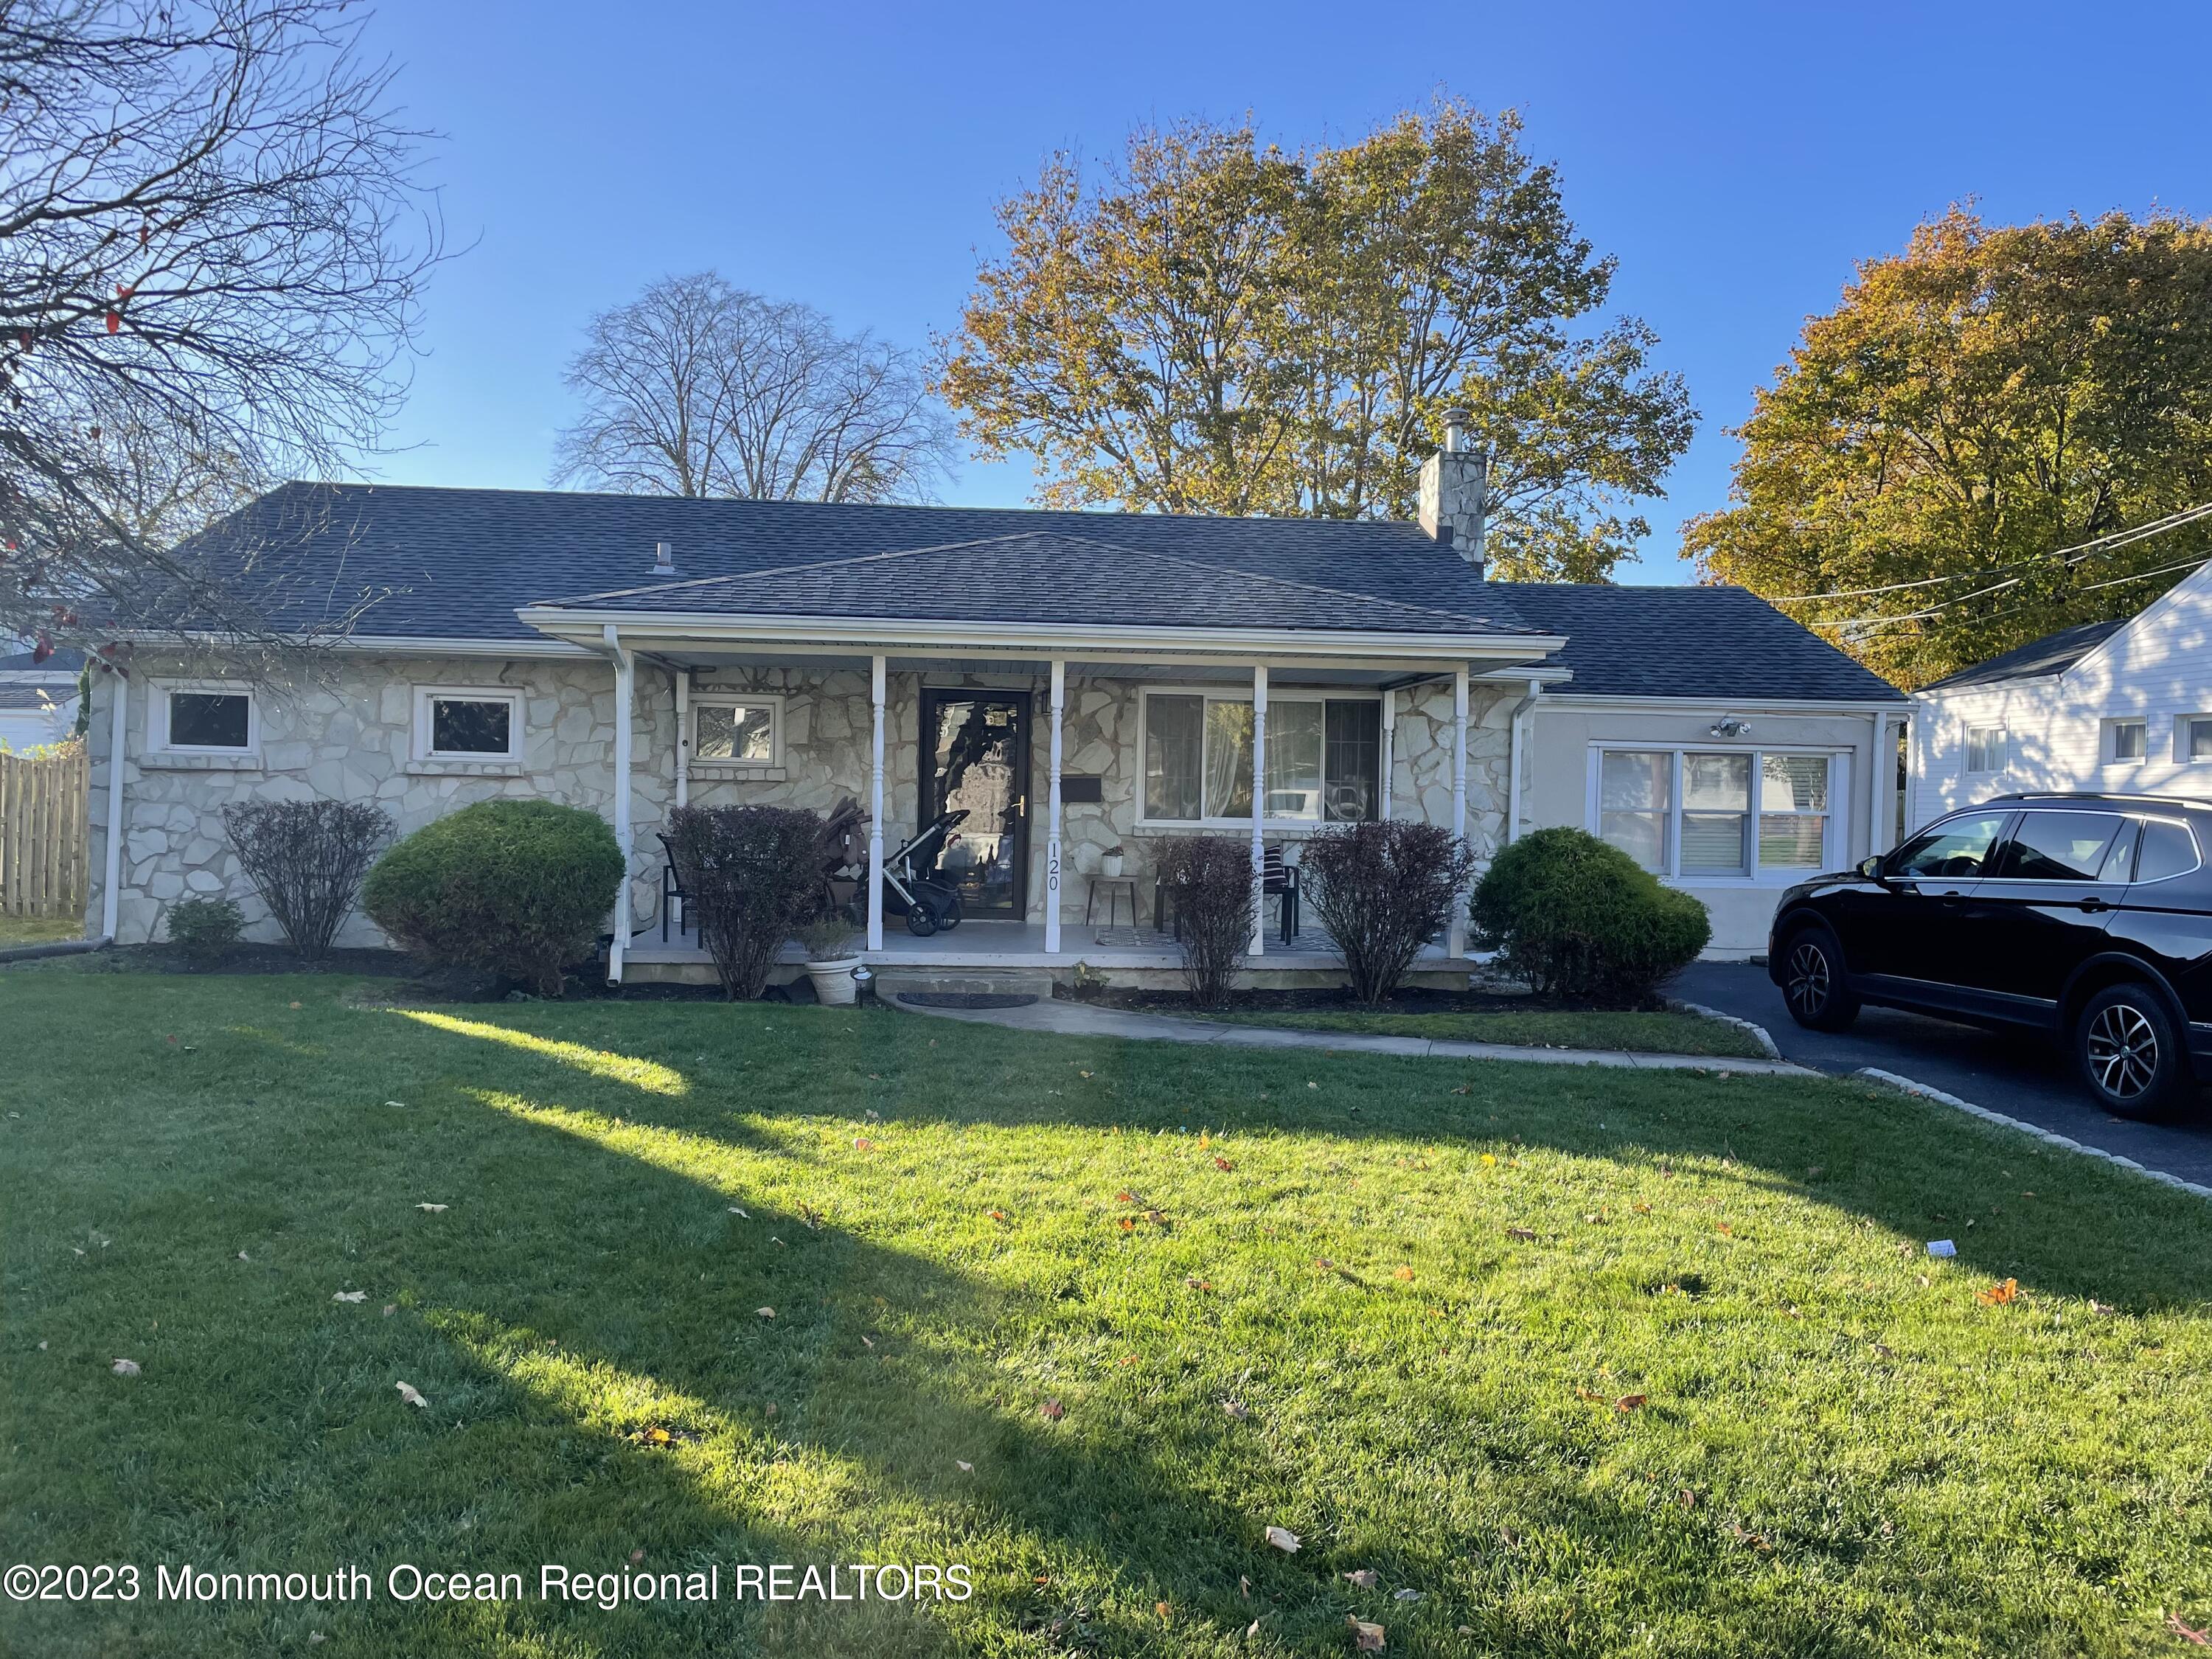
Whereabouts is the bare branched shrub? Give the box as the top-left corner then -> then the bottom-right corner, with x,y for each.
664,805 -> 829,1001
1155,835 -> 1255,1008
220,799 -> 390,959
1301,820 -> 1478,1004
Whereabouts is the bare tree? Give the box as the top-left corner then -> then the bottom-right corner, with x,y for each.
0,0 -> 440,655
552,271 -> 959,504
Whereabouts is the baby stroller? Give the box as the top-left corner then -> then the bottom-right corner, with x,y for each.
883,808 -> 969,936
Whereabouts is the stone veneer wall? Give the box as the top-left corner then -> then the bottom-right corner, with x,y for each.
86,653 -> 1515,946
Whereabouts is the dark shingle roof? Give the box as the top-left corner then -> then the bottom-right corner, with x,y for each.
0,682 -> 75,711
1918,619 -> 2128,693
1501,583 -> 1905,703
173,483 -> 1534,641
0,646 -> 85,674
546,529 -> 1522,636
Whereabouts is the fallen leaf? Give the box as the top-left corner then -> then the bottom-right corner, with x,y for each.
415,1203 -> 448,1214
987,1208 -> 1008,1222
332,1290 -> 366,1304
771,1237 -> 785,1248
288,1001 -> 302,1009
1040,1399 -> 1065,1421
111,1357 -> 139,1377
1306,1082 -> 1318,1091
757,1307 -> 775,1319
865,1108 -> 880,1121
956,1459 -> 973,1473
728,1205 -> 749,1218
1349,1616 -> 1385,1651
1392,1589 -> 1424,1603
2089,1299 -> 2118,1316
395,1380 -> 428,1408
1715,1222 -> 1733,1236
1312,1257 -> 1335,1270
1119,1217 -> 1136,1232
1214,1156 -> 1234,1172
852,1136 -> 876,1151
629,1549 -> 645,1565
1506,1227 -> 1537,1242
383,1100 -> 406,1109
1078,1070 -> 1093,1079
1393,1266 -> 1415,1281
382,1304 -> 397,1317
1155,1600 -> 1172,1623
1223,1399 -> 1250,1420
1615,1393 -> 1648,1411
1264,1525 -> 1300,1554
2168,1613 -> 2211,1646
1343,1568 -> 1379,1589
1975,1278 -> 2020,1307
237,1251 -> 250,1262
860,1335 -> 875,1349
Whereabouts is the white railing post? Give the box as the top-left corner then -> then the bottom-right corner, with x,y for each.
1046,659 -> 1065,953
1250,664 -> 1267,957
1447,664 -> 1470,960
868,654 -> 886,953
1379,687 -> 1395,820
671,667 -> 689,939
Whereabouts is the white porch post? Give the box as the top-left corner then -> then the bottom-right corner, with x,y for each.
1379,689 -> 1395,819
1045,659 -> 1065,953
605,625 -> 634,982
99,661 -> 128,942
670,668 -> 689,939
1447,664 -> 1470,959
867,654 -> 886,952
1250,664 -> 1267,957
1867,712 -> 1889,858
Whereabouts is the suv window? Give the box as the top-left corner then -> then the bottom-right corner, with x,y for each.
1990,811 -> 2126,880
2134,818 -> 2201,883
1891,811 -> 2009,880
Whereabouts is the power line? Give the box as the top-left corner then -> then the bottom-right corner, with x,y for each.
1829,551 -> 2212,636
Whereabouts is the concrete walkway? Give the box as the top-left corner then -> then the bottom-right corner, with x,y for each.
891,994 -> 1815,1077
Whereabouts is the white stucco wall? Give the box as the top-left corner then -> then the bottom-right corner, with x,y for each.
1519,698 -> 1900,957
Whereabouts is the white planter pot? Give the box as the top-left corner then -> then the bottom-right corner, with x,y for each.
1101,854 -> 1124,878
804,956 -> 862,1006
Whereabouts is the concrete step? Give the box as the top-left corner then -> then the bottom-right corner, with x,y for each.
873,965 -> 1057,1003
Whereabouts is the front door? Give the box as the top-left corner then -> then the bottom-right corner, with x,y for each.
919,690 -> 1030,919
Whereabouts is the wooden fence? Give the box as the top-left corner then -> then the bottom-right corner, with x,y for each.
0,744 -> 91,919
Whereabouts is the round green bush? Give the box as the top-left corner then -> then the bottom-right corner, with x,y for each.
1470,826 -> 1711,1004
165,894 -> 243,965
362,800 -> 624,995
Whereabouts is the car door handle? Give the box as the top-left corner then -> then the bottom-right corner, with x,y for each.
1938,889 -> 1964,903
2078,897 -> 2110,913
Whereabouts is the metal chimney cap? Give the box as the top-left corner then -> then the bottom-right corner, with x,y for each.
653,540 -> 674,572
1443,407 -> 1474,452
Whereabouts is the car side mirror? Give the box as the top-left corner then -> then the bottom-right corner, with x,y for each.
1858,855 -> 1886,882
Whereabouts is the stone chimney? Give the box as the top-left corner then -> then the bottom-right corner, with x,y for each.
653,540 -> 675,576
1418,407 -> 1489,575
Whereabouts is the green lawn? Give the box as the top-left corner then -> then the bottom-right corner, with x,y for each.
0,912 -> 83,947
1184,1006 -> 1766,1059
3,970 -> 2209,1658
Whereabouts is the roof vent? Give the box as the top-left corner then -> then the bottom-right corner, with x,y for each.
653,540 -> 674,576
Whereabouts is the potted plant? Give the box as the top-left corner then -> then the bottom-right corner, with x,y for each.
1099,844 -> 1127,879
798,915 -> 863,1006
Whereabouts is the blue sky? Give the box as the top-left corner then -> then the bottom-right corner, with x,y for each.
361,0 -> 2211,582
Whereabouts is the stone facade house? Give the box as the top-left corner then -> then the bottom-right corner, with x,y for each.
84,424 -> 1905,980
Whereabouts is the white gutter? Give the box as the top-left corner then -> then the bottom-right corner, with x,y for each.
107,629 -> 595,658
99,660 -> 128,942
1537,692 -> 1909,714
1505,677 -> 1543,845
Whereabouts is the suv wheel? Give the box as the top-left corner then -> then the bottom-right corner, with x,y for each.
2076,983 -> 2194,1121
1781,925 -> 1860,1032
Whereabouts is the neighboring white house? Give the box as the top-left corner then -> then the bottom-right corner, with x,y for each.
0,645 -> 83,752
80,426 -> 1906,976
1912,560 -> 2212,829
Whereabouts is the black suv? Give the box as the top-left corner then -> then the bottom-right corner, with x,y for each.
1768,793 -> 2212,1119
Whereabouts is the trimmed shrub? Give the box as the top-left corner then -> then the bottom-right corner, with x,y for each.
165,895 -> 243,966
362,800 -> 622,995
220,800 -> 392,959
664,804 -> 827,1001
1470,826 -> 1711,1004
1301,819 -> 1478,1004
1154,835 -> 1256,1008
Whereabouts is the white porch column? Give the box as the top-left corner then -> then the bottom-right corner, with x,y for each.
1045,659 -> 1065,953
1250,664 -> 1267,957
867,654 -> 886,952
605,625 -> 634,982
1447,664 -> 1470,959
1867,712 -> 1889,858
99,661 -> 128,942
1379,689 -> 1395,819
670,668 -> 689,939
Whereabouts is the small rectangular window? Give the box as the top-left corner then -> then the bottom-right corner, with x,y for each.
1143,693 -> 1203,820
414,687 -> 521,760
693,700 -> 775,762
1599,750 -> 1671,873
1680,752 -> 1750,875
2184,716 -> 2212,762
1757,754 -> 1832,870
2109,720 -> 2147,762
166,690 -> 251,751
1965,726 -> 2008,774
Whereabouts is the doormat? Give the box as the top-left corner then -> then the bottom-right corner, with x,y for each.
895,992 -> 1040,1010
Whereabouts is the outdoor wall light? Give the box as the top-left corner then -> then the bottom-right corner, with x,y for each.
1708,717 -> 1753,737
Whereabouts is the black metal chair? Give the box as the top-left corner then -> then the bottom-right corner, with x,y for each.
657,832 -> 686,943
1154,845 -> 1299,945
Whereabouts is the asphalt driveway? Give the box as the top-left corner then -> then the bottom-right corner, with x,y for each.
1671,960 -> 2212,1190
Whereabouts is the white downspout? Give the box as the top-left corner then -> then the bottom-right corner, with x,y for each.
99,659 -> 128,942
1447,665 -> 1470,959
1249,664 -> 1267,957
602,624 -> 634,984
1505,678 -> 1542,846
1045,659 -> 1065,953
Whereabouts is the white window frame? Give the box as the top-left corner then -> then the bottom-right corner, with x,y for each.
151,679 -> 259,756
1964,723 -> 2008,776
687,691 -> 785,768
1584,744 -> 1846,886
412,685 -> 524,762
2177,714 -> 2212,765
2104,717 -> 2149,765
1135,685 -> 1383,831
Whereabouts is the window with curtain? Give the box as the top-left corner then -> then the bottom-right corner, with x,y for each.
1599,750 -> 1671,872
1965,725 -> 2008,773
1757,754 -> 1830,869
1680,753 -> 1750,874
1143,692 -> 1380,824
